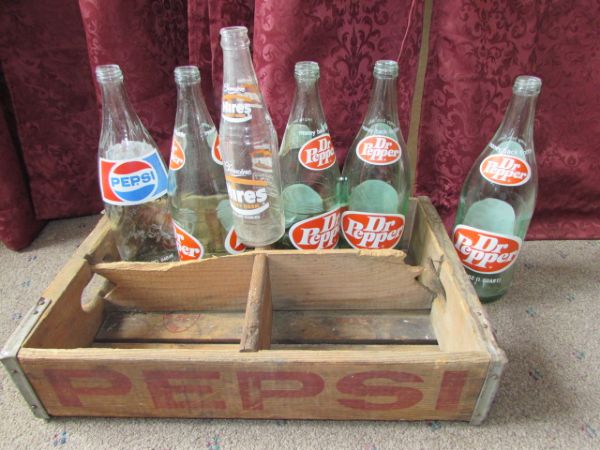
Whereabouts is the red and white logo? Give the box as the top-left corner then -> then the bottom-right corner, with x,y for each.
453,225 -> 521,274
169,138 -> 185,171
211,134 -> 223,165
172,221 -> 204,261
356,135 -> 401,165
480,155 -> 531,186
224,227 -> 246,254
298,134 -> 336,171
289,208 -> 341,250
341,211 -> 404,249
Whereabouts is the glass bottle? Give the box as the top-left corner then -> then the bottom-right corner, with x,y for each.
168,65 -> 245,260
219,26 -> 284,247
341,60 -> 411,250
453,75 -> 542,302
277,61 -> 342,250
96,64 -> 176,262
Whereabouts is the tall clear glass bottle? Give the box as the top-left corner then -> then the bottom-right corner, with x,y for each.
168,65 -> 245,260
96,64 -> 176,262
219,26 -> 284,247
277,61 -> 341,250
341,60 -> 411,250
453,75 -> 541,302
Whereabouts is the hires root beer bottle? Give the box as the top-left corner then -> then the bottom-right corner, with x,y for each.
341,60 -> 411,250
167,66 -> 245,261
453,75 -> 542,302
218,26 -> 285,247
277,62 -> 342,250
95,64 -> 177,262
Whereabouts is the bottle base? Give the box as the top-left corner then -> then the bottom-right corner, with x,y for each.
478,293 -> 506,303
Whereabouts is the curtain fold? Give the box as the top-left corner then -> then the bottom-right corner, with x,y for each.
0,0 -> 598,250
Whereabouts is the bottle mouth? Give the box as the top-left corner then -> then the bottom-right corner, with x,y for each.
220,26 -> 250,49
294,61 -> 319,80
174,65 -> 201,84
373,60 -> 398,78
95,64 -> 123,83
513,75 -> 542,96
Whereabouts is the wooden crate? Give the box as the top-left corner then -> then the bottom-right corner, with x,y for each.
2,197 -> 505,423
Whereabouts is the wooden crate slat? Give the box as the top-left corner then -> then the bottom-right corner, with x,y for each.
93,254 -> 255,311
95,310 -> 436,345
265,250 -> 434,310
19,347 -> 489,421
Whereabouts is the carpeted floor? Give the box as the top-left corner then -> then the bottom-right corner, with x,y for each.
0,215 -> 598,449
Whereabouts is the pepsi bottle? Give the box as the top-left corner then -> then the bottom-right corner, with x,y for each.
277,61 -> 342,250
453,76 -> 541,302
340,60 -> 411,250
168,65 -> 245,260
96,64 -> 177,262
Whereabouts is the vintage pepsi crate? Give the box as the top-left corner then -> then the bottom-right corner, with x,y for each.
1,197 -> 505,424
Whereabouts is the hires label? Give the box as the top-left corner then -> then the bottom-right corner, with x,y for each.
99,150 -> 168,206
173,221 -> 204,261
356,135 -> 401,165
480,155 -> 531,186
298,134 -> 336,171
453,225 -> 521,274
225,175 -> 269,218
222,85 -> 261,123
289,208 -> 341,250
341,212 -> 405,249
224,227 -> 246,254
169,135 -> 185,171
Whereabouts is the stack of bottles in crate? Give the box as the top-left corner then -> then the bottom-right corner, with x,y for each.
95,25 -> 541,302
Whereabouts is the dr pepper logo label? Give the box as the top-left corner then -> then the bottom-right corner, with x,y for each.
479,155 -> 531,186
169,137 -> 185,171
211,134 -> 223,165
356,135 -> 401,165
342,212 -> 404,249
99,150 -> 168,206
225,227 -> 246,254
289,208 -> 341,250
173,221 -> 204,261
453,225 -> 521,274
298,134 -> 336,171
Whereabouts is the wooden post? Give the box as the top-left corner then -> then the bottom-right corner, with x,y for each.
239,254 -> 272,352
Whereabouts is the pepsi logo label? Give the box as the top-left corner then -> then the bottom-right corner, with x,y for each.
99,150 -> 168,206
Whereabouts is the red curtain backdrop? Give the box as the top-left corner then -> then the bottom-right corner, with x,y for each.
0,0 -> 598,250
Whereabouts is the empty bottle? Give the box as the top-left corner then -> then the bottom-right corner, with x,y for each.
168,65 -> 245,261
341,60 -> 411,250
96,64 -> 177,262
278,61 -> 342,250
453,75 -> 541,302
219,26 -> 284,247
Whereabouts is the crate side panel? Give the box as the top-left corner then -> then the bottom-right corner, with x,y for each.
19,348 -> 488,421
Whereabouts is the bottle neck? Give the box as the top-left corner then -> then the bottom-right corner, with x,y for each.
492,93 -> 538,149
363,76 -> 399,128
222,46 -> 257,86
99,80 -> 140,128
176,81 -> 202,106
290,78 -> 325,126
